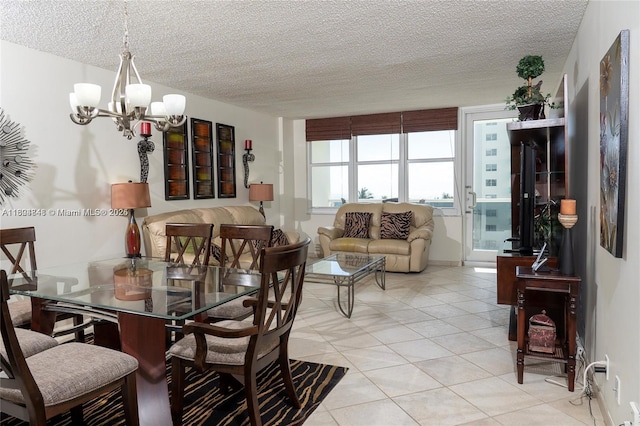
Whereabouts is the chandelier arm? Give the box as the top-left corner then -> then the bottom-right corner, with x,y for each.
170,115 -> 187,127
111,52 -> 127,108
69,114 -> 93,125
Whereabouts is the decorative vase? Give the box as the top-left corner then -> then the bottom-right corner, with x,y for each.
517,103 -> 544,121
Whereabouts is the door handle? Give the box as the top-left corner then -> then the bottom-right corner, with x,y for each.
466,186 -> 476,213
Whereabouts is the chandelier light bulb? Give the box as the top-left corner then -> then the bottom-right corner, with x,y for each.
150,101 -> 166,116
125,83 -> 152,108
69,93 -> 79,111
73,83 -> 101,107
163,94 -> 186,116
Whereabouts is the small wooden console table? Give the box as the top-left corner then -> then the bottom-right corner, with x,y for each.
515,266 -> 581,391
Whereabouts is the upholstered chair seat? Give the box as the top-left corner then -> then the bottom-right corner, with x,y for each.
0,342 -> 138,407
0,328 -> 58,360
7,299 -> 32,327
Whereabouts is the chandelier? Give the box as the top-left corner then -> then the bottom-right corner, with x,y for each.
69,1 -> 186,139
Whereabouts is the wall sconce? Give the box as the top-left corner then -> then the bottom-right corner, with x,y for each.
242,139 -> 254,188
249,182 -> 273,218
137,122 -> 155,183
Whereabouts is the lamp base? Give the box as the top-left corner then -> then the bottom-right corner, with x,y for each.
258,201 -> 265,218
125,209 -> 142,257
558,227 -> 574,276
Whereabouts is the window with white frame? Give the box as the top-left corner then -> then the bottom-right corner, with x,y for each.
308,131 -> 456,210
306,108 -> 458,213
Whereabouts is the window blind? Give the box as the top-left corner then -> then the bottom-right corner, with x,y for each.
350,112 -> 401,136
305,116 -> 351,141
306,107 -> 458,141
402,107 -> 458,132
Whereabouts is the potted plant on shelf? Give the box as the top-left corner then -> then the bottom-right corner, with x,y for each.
505,55 -> 553,120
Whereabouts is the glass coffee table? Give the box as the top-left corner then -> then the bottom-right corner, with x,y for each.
305,254 -> 385,318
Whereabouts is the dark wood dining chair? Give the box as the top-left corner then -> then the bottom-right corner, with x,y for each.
168,237 -> 310,426
205,224 -> 273,322
0,270 -> 140,425
164,223 -> 214,266
164,223 -> 214,343
0,227 -> 89,341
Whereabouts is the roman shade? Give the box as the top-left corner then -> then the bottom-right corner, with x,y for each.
306,107 -> 458,141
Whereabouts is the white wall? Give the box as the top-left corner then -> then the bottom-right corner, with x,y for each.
562,1 -> 639,424
0,41 -> 282,268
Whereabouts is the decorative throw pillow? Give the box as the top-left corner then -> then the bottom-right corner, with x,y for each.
271,228 -> 290,247
211,243 -> 227,264
250,228 -> 290,252
380,211 -> 412,240
343,212 -> 372,238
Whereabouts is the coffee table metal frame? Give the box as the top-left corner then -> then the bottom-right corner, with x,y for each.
304,254 -> 385,318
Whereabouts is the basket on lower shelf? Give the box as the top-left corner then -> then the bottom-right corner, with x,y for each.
528,310 -> 556,354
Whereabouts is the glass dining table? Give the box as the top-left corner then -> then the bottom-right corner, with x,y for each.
7,256 -> 261,426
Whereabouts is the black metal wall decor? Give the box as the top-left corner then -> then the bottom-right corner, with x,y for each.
137,122 -> 155,183
0,108 -> 33,204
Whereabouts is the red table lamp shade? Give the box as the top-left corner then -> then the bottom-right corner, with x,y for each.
111,182 -> 151,257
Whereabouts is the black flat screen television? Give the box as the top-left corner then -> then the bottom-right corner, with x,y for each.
518,142 -> 536,255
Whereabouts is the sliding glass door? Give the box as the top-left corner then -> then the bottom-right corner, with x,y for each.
463,108 -> 516,263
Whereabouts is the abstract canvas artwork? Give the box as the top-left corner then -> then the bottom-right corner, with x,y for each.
599,30 -> 629,258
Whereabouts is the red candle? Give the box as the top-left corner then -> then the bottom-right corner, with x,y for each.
245,139 -> 252,150
140,122 -> 151,136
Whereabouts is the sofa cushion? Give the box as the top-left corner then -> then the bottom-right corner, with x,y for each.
367,239 -> 411,256
343,212 -> 372,238
380,211 -> 412,239
329,238 -> 371,253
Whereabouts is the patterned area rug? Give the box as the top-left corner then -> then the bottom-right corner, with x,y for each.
0,359 -> 347,425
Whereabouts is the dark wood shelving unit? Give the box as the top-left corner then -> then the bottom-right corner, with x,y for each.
497,75 -> 570,344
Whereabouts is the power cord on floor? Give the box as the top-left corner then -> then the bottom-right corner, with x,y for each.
542,350 -> 602,426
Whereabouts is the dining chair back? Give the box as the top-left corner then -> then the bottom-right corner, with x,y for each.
205,224 -> 273,322
164,223 -> 214,265
1,227 -> 37,284
0,227 -> 89,340
168,237 -> 311,426
0,270 -> 140,425
219,224 -> 274,270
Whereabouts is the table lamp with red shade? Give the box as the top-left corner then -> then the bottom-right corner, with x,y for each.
111,182 -> 151,257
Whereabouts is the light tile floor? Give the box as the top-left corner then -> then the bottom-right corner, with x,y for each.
290,265 -> 605,426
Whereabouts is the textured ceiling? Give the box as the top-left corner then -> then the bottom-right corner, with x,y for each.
1,0 -> 587,119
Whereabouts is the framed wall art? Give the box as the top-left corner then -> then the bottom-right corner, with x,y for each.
216,123 -> 237,198
599,29 -> 629,258
190,118 -> 215,199
163,121 -> 190,200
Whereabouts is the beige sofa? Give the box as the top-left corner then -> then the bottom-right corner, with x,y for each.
317,202 -> 434,273
142,206 -> 298,266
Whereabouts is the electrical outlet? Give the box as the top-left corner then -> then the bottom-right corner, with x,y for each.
615,375 -> 621,405
605,354 -> 610,380
630,401 -> 639,425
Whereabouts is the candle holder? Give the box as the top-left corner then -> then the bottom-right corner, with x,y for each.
137,122 -> 155,183
558,212 -> 578,275
242,148 -> 255,189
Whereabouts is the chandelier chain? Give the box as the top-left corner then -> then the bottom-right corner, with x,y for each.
122,0 -> 129,51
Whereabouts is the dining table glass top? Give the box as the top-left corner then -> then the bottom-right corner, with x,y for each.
6,257 -> 261,321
